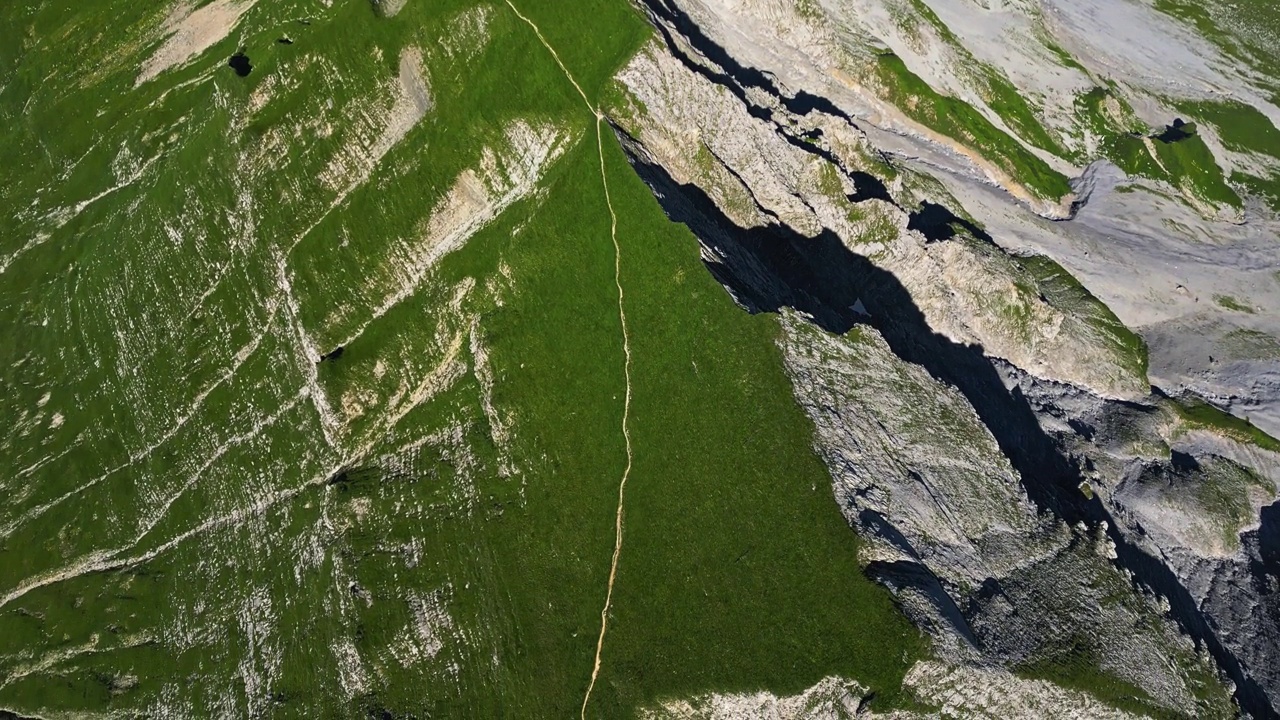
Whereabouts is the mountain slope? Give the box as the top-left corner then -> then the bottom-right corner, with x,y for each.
2,0 -> 1279,718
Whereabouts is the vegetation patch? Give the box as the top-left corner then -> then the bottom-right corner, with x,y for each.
1105,121 -> 1241,209
1168,394 -> 1280,454
898,0 -> 1071,161
1192,458 -> 1275,551
1223,328 -> 1280,360
1017,634 -> 1189,720
872,52 -> 1073,201
1073,86 -> 1142,145
1016,253 -> 1150,380
1155,0 -> 1280,96
1213,294 -> 1255,313
0,0 -> 926,717
591,128 -> 926,715
1180,100 -> 1280,160
1179,99 -> 1280,211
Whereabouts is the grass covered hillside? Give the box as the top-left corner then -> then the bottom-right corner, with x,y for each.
0,0 -> 922,717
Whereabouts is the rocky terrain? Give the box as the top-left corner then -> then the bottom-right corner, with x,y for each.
2,0 -> 1279,717
611,0 -> 1280,716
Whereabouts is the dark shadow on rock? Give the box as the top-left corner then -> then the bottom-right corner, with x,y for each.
228,52 -> 253,77
1260,501 -> 1280,574
634,2 -> 1016,242
907,201 -> 994,244
786,89 -> 855,121
326,463 -> 416,493
641,7 -> 773,123
1170,449 -> 1200,472
867,559 -> 982,651
1066,418 -> 1095,441
972,576 -> 1005,604
1113,531 -> 1278,717
635,0 -> 858,123
1241,503 -> 1280,711
847,171 -> 894,204
1155,118 -> 1193,144
616,127 -> 1278,718
618,128 -> 1088,519
858,508 -> 922,562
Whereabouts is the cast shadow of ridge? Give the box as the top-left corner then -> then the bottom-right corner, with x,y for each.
616,133 -> 1086,521
613,130 -> 1278,719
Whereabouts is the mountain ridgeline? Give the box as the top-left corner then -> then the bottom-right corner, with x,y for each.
1,0 -> 1279,718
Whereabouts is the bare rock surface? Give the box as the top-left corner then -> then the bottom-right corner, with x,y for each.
138,0 -> 257,85
611,0 -> 1280,715
629,0 -> 1280,433
643,660 -> 1156,719
615,38 -> 1149,399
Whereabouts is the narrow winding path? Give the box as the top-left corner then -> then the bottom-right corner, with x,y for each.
501,3 -> 634,717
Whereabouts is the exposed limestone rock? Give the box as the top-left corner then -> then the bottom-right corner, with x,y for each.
779,313 -> 1227,716
780,313 -> 1047,588
643,660 -> 1158,719
317,119 -> 574,349
642,675 -> 870,720
634,0 -> 1280,435
1117,455 -> 1275,558
903,661 -> 1153,720
614,37 -> 1148,398
320,45 -> 434,194
998,357 -> 1280,714
607,5 -> 1278,712
373,0 -> 410,17
137,0 -> 257,85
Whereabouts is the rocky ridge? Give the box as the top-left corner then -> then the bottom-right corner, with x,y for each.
610,0 -> 1280,716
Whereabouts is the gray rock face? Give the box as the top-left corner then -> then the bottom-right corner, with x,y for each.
610,0 -> 1280,715
1015,373 -> 1280,716
674,0 -> 1280,436
781,318 -> 1228,716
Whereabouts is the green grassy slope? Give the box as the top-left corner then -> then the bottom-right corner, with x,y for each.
592,137 -> 924,714
0,0 -> 923,716
1177,100 -> 1280,211
1106,124 -> 1242,209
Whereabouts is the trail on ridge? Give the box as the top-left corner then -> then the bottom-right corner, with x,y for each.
500,3 -> 634,717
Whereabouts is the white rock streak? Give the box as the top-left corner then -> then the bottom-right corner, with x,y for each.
0,305 -> 281,540
133,389 -> 306,543
137,0 -> 258,86
276,255 -> 341,450
2,149 -> 162,275
332,120 -> 570,350
320,47 -> 433,195
0,462 -> 343,611
643,661 -> 1151,719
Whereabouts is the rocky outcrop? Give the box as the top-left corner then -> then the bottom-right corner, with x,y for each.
137,0 -> 258,85
612,38 -> 1149,399
643,661 -> 1160,719
610,1 -> 1280,716
780,316 -> 1231,716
